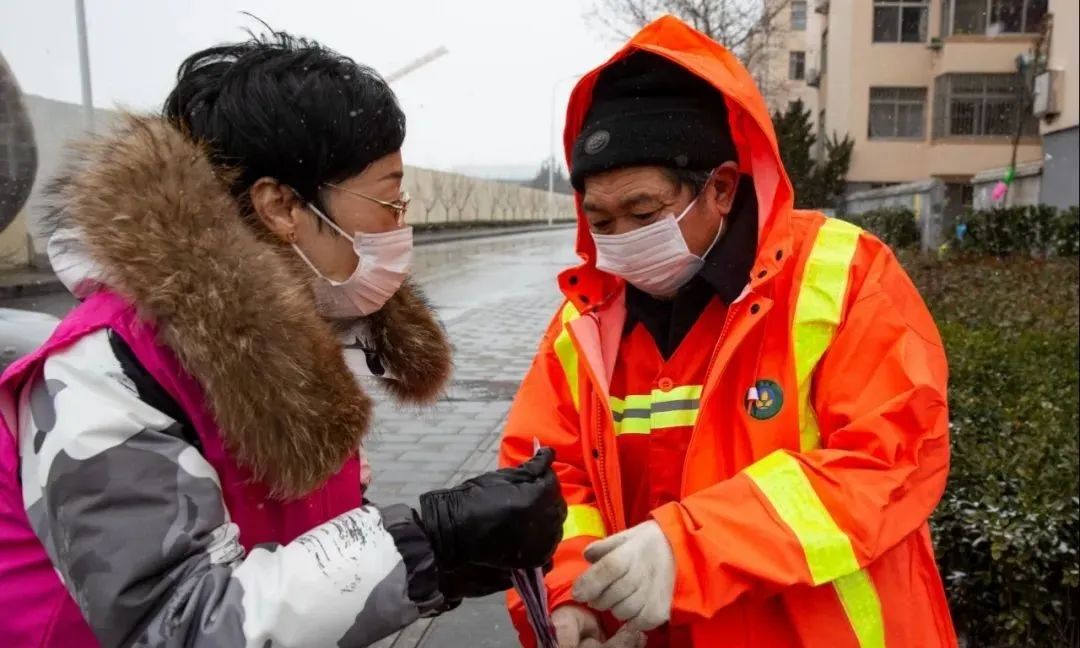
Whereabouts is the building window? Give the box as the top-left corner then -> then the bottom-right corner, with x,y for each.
789,51 -> 806,81
791,1 -> 807,30
943,0 -> 1048,36
869,87 -> 928,139
961,184 -> 975,207
873,0 -> 929,43
932,73 -> 1039,138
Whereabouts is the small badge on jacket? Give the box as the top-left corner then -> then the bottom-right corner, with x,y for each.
749,379 -> 784,420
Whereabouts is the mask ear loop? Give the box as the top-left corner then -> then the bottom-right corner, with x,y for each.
679,168 -> 727,259
673,196 -> 700,224
700,216 -> 726,259
290,187 -> 353,240
292,242 -> 330,281
306,200 -> 352,240
287,188 -> 353,282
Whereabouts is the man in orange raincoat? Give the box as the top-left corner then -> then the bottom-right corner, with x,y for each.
499,16 -> 958,648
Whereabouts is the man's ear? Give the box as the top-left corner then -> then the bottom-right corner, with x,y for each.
250,177 -> 302,243
708,161 -> 740,216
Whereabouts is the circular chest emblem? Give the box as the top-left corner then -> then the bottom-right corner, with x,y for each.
584,130 -> 611,155
750,379 -> 784,420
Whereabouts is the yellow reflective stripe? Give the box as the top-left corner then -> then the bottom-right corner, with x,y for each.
552,302 -> 581,410
835,570 -> 886,648
610,394 -> 651,434
654,385 -> 703,402
609,385 -> 703,436
611,386 -> 703,412
651,409 -> 698,428
609,394 -> 652,414
792,218 -> 861,452
745,451 -> 859,584
613,411 -> 698,434
778,219 -> 883,646
746,451 -> 885,647
613,416 -> 652,435
562,504 -> 607,540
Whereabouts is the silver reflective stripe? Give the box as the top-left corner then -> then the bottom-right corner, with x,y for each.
609,386 -> 704,435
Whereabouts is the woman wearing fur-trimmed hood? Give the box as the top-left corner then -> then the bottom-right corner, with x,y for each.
0,31 -> 565,648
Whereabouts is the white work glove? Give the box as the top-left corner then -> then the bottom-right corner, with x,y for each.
551,604 -> 646,648
572,520 -> 676,632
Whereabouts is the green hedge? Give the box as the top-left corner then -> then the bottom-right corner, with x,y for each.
903,253 -> 1080,646
843,207 -> 921,249
953,206 -> 1080,258
844,205 -> 1080,257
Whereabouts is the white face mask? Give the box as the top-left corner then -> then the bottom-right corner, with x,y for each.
593,197 -> 721,297
293,202 -> 413,318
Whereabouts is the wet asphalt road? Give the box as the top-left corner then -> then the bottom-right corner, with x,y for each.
0,227 -> 578,324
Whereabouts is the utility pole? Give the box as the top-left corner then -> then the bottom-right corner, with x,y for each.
1002,19 -> 1048,205
75,0 -> 94,132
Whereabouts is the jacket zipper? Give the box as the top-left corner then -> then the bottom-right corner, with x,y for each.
680,301 -> 742,496
581,311 -> 621,534
703,302 -> 740,409
590,302 -> 745,530
593,395 -> 620,533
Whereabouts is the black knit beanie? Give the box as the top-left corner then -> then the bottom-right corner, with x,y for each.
570,52 -> 736,192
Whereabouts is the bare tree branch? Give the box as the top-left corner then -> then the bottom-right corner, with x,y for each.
448,174 -> 476,223
527,188 -> 545,222
429,172 -> 453,224
407,172 -> 433,224
588,0 -> 791,76
496,182 -> 516,222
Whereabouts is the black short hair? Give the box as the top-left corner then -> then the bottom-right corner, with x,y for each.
663,168 -> 712,196
163,29 -> 405,211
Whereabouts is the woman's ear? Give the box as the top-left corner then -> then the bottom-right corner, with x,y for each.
709,161 -> 741,216
250,177 -> 301,243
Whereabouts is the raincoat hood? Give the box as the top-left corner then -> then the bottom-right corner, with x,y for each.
559,16 -> 795,311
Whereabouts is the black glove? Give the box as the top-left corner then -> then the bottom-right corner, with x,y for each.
439,563 -> 514,604
419,448 -> 567,571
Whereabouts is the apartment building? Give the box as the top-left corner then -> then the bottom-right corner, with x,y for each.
765,0 -> 1075,210
755,0 -> 824,119
1037,0 -> 1077,209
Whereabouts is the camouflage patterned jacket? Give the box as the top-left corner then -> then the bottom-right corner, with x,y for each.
0,115 -> 456,647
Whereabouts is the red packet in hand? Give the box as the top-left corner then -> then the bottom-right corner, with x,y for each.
511,438 -> 559,648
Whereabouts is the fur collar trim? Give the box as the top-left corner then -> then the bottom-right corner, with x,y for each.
43,115 -> 452,497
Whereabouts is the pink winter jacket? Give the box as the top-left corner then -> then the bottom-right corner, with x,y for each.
0,115 -> 455,647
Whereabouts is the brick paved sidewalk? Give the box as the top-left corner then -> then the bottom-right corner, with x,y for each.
367,277 -> 568,647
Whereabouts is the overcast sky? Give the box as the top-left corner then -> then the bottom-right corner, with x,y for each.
1,0 -> 625,175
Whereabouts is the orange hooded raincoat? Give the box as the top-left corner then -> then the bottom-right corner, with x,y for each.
500,16 -> 957,648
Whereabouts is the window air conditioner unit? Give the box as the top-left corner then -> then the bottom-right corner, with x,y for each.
1033,70 -> 1063,119
806,69 -> 821,87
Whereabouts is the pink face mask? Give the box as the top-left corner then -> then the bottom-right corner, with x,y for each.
292,202 -> 414,318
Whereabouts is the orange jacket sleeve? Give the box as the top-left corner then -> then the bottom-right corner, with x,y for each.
650,242 -> 950,623
499,304 -> 602,645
